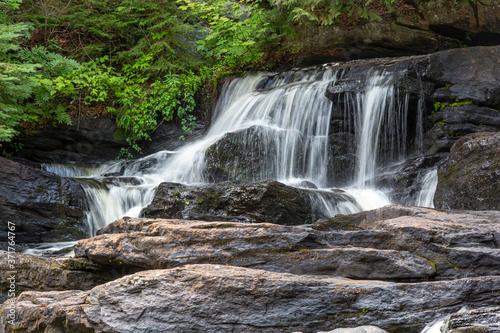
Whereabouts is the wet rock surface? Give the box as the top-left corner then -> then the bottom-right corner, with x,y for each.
319,327 -> 388,333
2,264 -> 499,333
0,157 -> 88,249
448,307 -> 500,333
314,205 -> 500,279
0,252 -> 118,300
434,132 -> 500,210
142,180 -> 325,225
75,217 -> 435,280
3,205 -> 500,332
77,205 -> 500,280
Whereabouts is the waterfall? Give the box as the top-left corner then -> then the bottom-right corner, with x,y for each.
415,169 -> 438,208
44,65 -> 430,237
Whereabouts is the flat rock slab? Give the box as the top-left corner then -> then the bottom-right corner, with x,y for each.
314,205 -> 500,278
1,264 -> 499,333
75,218 -> 434,280
76,204 -> 500,279
0,252 -> 121,298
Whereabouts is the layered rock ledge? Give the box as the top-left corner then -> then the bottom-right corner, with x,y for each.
1,264 -> 499,333
75,205 -> 500,280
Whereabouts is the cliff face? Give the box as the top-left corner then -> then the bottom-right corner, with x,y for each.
291,0 -> 500,66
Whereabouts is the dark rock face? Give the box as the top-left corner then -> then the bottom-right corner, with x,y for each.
320,327 -> 388,333
425,105 -> 500,154
323,46 -> 500,202
14,117 -> 128,163
0,157 -> 88,248
293,1 -> 500,65
205,125 -> 278,182
434,132 -> 500,210
142,180 -> 325,225
2,264 -> 500,333
373,154 -> 445,204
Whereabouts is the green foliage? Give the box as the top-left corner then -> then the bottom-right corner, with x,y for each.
434,99 -> 473,112
0,20 -> 37,142
279,0 -> 397,26
0,5 -> 79,144
178,0 -> 272,68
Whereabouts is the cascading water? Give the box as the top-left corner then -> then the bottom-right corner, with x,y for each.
40,64 -> 433,242
415,168 -> 438,208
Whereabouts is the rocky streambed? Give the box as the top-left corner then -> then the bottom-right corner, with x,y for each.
1,204 -> 499,332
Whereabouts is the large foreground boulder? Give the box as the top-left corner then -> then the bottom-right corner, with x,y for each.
434,132 -> 500,210
75,218 -> 434,280
0,157 -> 88,249
1,264 -> 499,333
76,205 -> 499,280
142,180 -> 328,225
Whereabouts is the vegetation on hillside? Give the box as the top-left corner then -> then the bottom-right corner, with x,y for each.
0,0 -> 481,157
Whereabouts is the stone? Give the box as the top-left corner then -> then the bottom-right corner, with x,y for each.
313,205 -> 500,279
0,157 -> 88,249
448,307 -> 500,333
0,252 -> 119,298
14,117 -> 129,163
434,132 -> 500,210
142,180 -> 326,225
425,105 -> 500,154
2,264 -> 499,333
293,1 -> 500,65
75,218 -> 434,280
319,326 -> 388,333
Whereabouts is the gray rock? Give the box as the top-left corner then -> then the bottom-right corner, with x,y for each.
313,205 -> 500,278
1,265 -> 499,333
0,252 -> 119,296
434,132 -> 500,210
75,218 -> 434,280
319,326 -> 388,333
142,180 -> 328,225
0,157 -> 88,248
449,307 -> 500,333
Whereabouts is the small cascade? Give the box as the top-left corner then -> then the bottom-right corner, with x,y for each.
415,169 -> 438,208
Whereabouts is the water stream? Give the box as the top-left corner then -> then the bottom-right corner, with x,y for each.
38,65 -> 433,243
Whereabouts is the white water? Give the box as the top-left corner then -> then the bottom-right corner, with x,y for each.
415,169 -> 438,208
42,66 -> 435,238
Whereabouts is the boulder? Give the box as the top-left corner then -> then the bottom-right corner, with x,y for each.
75,218 -> 434,280
425,105 -> 500,154
0,252 -> 119,299
76,205 -> 500,280
142,180 -> 327,225
1,264 -> 499,333
0,157 -> 88,249
448,307 -> 500,333
434,132 -> 500,210
313,205 -> 500,279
